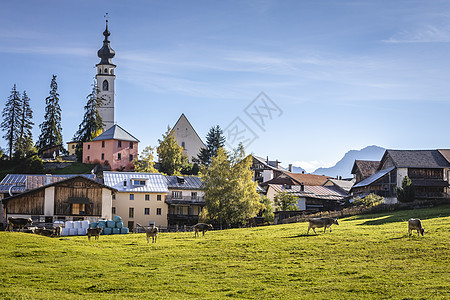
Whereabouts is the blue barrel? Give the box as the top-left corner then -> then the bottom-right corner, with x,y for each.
98,220 -> 106,228
89,222 -> 98,229
120,227 -> 129,234
103,227 -> 113,235
113,228 -> 121,234
115,221 -> 123,228
113,215 -> 122,222
106,220 -> 115,228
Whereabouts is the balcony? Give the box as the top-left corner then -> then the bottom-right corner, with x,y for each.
165,196 -> 205,205
167,214 -> 200,221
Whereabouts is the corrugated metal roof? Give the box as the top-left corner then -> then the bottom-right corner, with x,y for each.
164,176 -> 202,190
324,178 -> 355,192
269,184 -> 345,201
103,171 -> 168,193
92,124 -> 140,142
0,174 -> 95,193
352,167 -> 394,188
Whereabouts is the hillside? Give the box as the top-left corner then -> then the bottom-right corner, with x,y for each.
0,205 -> 449,299
313,145 -> 385,178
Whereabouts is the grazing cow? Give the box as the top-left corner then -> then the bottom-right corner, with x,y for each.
8,217 -> 32,232
137,223 -> 158,243
193,223 -> 213,237
307,218 -> 339,234
408,218 -> 425,237
87,228 -> 103,241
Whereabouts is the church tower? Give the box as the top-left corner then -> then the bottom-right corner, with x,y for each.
96,19 -> 116,131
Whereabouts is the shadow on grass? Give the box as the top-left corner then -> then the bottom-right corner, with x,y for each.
285,234 -> 317,238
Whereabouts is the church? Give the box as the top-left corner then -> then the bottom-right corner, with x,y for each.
75,20 -> 204,170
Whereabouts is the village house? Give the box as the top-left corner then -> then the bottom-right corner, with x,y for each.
323,178 -> 355,194
260,171 -> 331,188
1,176 -> 115,226
165,175 -> 204,230
102,171 -> 168,231
351,160 -> 380,184
66,141 -> 78,156
82,124 -> 139,171
266,184 -> 346,224
251,155 -> 287,183
351,149 -> 450,203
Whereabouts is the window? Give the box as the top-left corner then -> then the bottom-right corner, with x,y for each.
157,195 -> 162,201
123,180 -> 127,187
87,156 -> 90,161
112,207 -> 116,214
101,153 -> 104,160
191,192 -> 197,200
128,221 -> 134,230
145,194 -> 150,201
172,191 -> 182,199
104,68 -> 108,73
129,154 -> 133,161
144,208 -> 150,215
176,206 -> 183,215
102,141 -> 105,148
156,208 -> 162,215
112,194 -> 116,200
130,194 -> 134,200
129,208 -> 134,218
72,145 -> 75,149
181,141 -> 185,149
118,141 -> 122,148
118,153 -> 121,160
132,180 -> 146,186
87,144 -> 90,149
130,142 -> 133,149
72,203 -> 85,215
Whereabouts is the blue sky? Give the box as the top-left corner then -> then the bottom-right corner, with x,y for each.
1,0 -> 450,172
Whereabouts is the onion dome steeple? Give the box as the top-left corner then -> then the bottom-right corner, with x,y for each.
97,20 -> 116,66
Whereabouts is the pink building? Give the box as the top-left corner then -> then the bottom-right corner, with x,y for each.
83,124 -> 139,171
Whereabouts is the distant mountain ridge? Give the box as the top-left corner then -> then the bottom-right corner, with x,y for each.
312,145 -> 386,178
292,166 -> 306,173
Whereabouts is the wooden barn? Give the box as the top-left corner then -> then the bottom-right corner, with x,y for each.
2,176 -> 117,226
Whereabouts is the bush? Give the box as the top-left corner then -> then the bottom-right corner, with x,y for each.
353,193 -> 383,207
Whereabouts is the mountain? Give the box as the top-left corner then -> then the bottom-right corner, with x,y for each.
312,145 -> 386,178
292,166 -> 306,173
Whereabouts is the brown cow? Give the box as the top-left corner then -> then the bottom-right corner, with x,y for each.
408,218 -> 425,237
87,228 -> 103,241
193,223 -> 213,237
137,223 -> 158,243
8,217 -> 32,232
307,218 -> 339,234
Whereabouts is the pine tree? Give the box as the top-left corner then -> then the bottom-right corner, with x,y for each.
73,80 -> 104,143
396,176 -> 416,203
1,84 -> 22,158
37,75 -> 63,150
157,126 -> 190,175
196,125 -> 225,167
15,91 -> 34,158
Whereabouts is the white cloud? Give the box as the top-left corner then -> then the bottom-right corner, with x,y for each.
385,25 -> 450,43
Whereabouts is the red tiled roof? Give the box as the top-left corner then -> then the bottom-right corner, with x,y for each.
261,172 -> 330,187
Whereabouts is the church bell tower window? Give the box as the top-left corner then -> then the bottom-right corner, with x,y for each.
103,79 -> 109,91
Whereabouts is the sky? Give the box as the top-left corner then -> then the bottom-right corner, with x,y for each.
1,0 -> 450,172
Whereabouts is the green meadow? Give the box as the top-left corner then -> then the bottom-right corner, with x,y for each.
1,205 -> 449,300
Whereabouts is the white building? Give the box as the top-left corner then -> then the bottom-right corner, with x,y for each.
172,114 -> 205,163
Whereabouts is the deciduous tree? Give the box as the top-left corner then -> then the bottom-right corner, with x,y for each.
274,191 -> 298,211
133,146 -> 158,173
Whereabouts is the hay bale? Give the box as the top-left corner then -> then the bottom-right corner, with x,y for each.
112,228 -> 121,234
106,220 -> 115,228
115,221 -> 123,228
120,228 -> 129,234
113,215 -> 122,223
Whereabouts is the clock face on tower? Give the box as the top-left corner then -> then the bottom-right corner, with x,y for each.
103,95 -> 112,106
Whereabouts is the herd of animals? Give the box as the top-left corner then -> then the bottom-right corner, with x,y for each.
6,216 -> 426,242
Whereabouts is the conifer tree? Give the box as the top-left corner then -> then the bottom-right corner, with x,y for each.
196,125 -> 225,167
73,80 -> 104,143
15,91 -> 34,158
1,84 -> 22,158
37,75 -> 63,150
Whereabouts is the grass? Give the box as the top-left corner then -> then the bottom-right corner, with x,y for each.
0,205 -> 449,299
49,162 -> 94,174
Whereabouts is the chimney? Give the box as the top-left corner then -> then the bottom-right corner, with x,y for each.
300,184 -> 304,191
266,156 -> 269,164
339,176 -> 342,180
288,164 -> 293,172
276,160 -> 279,168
